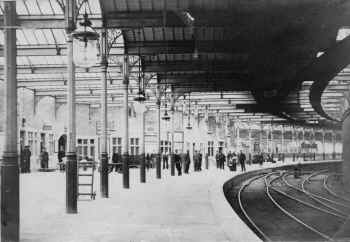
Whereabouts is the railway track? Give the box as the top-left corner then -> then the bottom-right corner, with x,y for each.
236,170 -> 347,241
282,172 -> 350,217
324,173 -> 350,203
302,172 -> 350,215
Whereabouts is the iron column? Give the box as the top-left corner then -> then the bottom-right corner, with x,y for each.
156,85 -> 161,179
65,0 -> 77,214
122,55 -> 129,188
333,132 -> 336,159
170,91 -> 175,176
281,125 -> 285,154
140,107 -> 146,183
100,28 -> 108,197
1,2 -> 19,241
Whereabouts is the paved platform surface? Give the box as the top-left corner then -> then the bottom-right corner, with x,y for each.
20,159 -> 312,242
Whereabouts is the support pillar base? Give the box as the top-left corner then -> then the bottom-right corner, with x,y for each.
123,154 -> 129,189
1,153 -> 19,242
66,152 -> 77,214
140,154 -> 146,183
100,152 -> 109,198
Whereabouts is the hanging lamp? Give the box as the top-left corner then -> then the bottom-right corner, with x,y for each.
72,8 -> 99,68
162,87 -> 170,121
186,93 -> 192,129
134,30 -> 146,102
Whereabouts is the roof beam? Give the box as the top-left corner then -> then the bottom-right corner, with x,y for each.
144,60 -> 246,73
158,72 -> 248,81
0,44 -> 124,57
105,11 -> 185,28
0,65 -> 136,75
0,15 -> 102,29
126,40 -> 251,55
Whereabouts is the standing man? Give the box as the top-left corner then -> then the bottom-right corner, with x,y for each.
184,150 -> 191,174
227,151 -> 232,169
198,151 -> 203,171
146,153 -> 151,170
193,150 -> 198,171
205,153 -> 209,169
239,150 -> 246,172
21,145 -> 31,173
219,149 -> 226,169
162,151 -> 169,169
174,150 -> 182,176
215,150 -> 220,168
40,147 -> 49,169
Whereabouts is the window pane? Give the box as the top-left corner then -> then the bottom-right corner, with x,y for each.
90,139 -> 94,144
112,138 -> 116,145
136,138 -> 139,145
130,138 -> 134,145
83,139 -> 88,144
118,137 -> 121,144
136,147 -> 139,155
78,139 -> 82,144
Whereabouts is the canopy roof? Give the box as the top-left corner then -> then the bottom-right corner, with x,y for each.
0,0 -> 349,128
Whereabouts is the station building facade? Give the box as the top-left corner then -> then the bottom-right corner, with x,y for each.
0,84 -> 343,170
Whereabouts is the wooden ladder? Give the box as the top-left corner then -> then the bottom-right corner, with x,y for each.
78,161 -> 96,200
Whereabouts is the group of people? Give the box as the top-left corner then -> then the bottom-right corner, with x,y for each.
216,149 -> 247,172
162,150 -> 203,175
20,146 -> 49,173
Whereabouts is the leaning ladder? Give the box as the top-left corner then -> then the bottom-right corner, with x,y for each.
78,161 -> 96,200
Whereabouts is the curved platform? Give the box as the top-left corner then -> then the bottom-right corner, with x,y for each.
20,160 -> 339,242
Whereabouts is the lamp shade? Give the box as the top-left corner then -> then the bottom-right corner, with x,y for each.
72,22 -> 99,68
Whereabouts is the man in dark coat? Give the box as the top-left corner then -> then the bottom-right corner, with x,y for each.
162,151 -> 169,169
146,153 -> 151,170
193,150 -> 199,171
174,150 -> 182,176
198,152 -> 203,171
239,150 -> 246,172
40,148 -> 49,169
21,146 -> 31,173
215,150 -> 220,168
184,150 -> 191,174
219,151 -> 226,169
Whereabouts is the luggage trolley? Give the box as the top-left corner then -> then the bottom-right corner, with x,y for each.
78,161 -> 97,200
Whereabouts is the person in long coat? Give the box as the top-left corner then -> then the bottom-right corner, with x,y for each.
215,150 -> 220,168
198,152 -> 203,171
40,148 -> 49,169
238,150 -> 246,172
174,150 -> 182,176
21,146 -> 31,173
184,150 -> 191,174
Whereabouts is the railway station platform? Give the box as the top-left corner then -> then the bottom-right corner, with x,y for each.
20,159 -> 331,242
